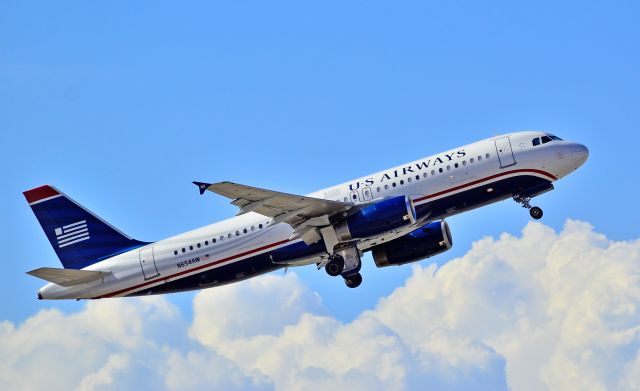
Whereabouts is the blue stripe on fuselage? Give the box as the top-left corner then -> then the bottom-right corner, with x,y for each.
127,174 -> 551,297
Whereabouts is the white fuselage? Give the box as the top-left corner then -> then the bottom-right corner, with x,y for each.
39,131 -> 588,299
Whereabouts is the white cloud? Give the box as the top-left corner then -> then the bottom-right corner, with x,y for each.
2,220 -> 639,390
76,353 -> 130,391
0,297 -> 260,391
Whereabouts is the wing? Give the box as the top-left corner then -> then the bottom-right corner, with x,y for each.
193,181 -> 355,243
194,181 -> 352,225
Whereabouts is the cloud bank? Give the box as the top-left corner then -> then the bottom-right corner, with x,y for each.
2,220 -> 639,390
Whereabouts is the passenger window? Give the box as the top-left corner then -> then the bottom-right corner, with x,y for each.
415,175 -> 420,180
251,226 -> 255,231
205,240 -> 209,246
478,156 -> 482,161
228,233 -> 232,239
454,163 -> 459,168
392,182 -> 396,187
352,194 -> 357,200
462,160 -> 467,166
235,231 -> 240,236
431,170 -> 435,175
243,228 -> 248,234
174,250 -> 178,255
423,173 -> 427,178
407,177 -> 412,183
197,243 -> 201,248
541,136 -> 552,144
181,248 -> 186,253
259,224 -> 263,229
532,138 -> 540,146
212,238 -> 216,243
377,187 -> 381,192
470,158 -> 475,163
486,153 -> 490,159
439,168 -> 443,173
220,236 -> 224,241
446,165 -> 451,171
189,245 -> 193,251
384,184 -> 389,190
399,180 -> 404,185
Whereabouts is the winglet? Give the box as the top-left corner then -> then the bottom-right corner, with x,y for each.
192,181 -> 212,195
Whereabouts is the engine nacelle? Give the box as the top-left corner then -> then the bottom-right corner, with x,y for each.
372,220 -> 452,267
335,195 -> 416,241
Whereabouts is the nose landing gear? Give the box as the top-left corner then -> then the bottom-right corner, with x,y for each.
529,206 -> 543,219
513,195 -> 543,220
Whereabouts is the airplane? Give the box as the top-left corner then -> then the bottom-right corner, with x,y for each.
24,131 -> 588,300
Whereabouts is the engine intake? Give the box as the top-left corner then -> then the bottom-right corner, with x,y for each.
372,220 -> 452,267
335,196 -> 416,241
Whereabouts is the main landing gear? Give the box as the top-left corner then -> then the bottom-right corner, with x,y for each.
324,245 -> 363,288
344,273 -> 362,288
513,194 -> 544,220
325,254 -> 344,277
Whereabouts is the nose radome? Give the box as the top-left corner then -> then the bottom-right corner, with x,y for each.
572,144 -> 589,167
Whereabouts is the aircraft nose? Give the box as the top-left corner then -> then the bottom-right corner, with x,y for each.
572,143 -> 589,167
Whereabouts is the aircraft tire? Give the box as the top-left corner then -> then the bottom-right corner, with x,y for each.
530,206 -> 543,220
344,273 -> 362,288
325,255 -> 345,277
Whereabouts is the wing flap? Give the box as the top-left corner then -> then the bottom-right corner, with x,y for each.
27,267 -> 108,287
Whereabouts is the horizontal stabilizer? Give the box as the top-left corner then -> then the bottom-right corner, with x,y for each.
27,267 -> 109,287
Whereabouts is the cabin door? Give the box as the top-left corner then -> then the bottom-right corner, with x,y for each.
494,136 -> 516,168
139,247 -> 160,280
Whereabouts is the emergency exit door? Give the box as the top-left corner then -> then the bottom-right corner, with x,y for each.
494,137 -> 516,168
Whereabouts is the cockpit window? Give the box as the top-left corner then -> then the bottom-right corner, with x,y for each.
532,137 -> 540,146
549,135 -> 562,140
541,136 -> 552,144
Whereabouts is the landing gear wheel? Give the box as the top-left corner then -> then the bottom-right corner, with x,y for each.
530,206 -> 543,220
325,255 -> 344,277
344,273 -> 362,288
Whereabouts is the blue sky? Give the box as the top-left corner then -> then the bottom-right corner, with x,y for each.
2,2 -> 640,389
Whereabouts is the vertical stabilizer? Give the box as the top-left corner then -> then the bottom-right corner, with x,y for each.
23,185 -> 149,269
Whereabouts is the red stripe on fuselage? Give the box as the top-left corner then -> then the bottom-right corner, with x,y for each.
23,185 -> 60,204
97,168 -> 556,298
413,168 -> 557,203
97,239 -> 290,298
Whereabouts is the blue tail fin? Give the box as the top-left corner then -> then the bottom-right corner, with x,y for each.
24,185 -> 149,269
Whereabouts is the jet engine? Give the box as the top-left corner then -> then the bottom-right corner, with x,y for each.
335,195 -> 416,241
372,221 -> 452,267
